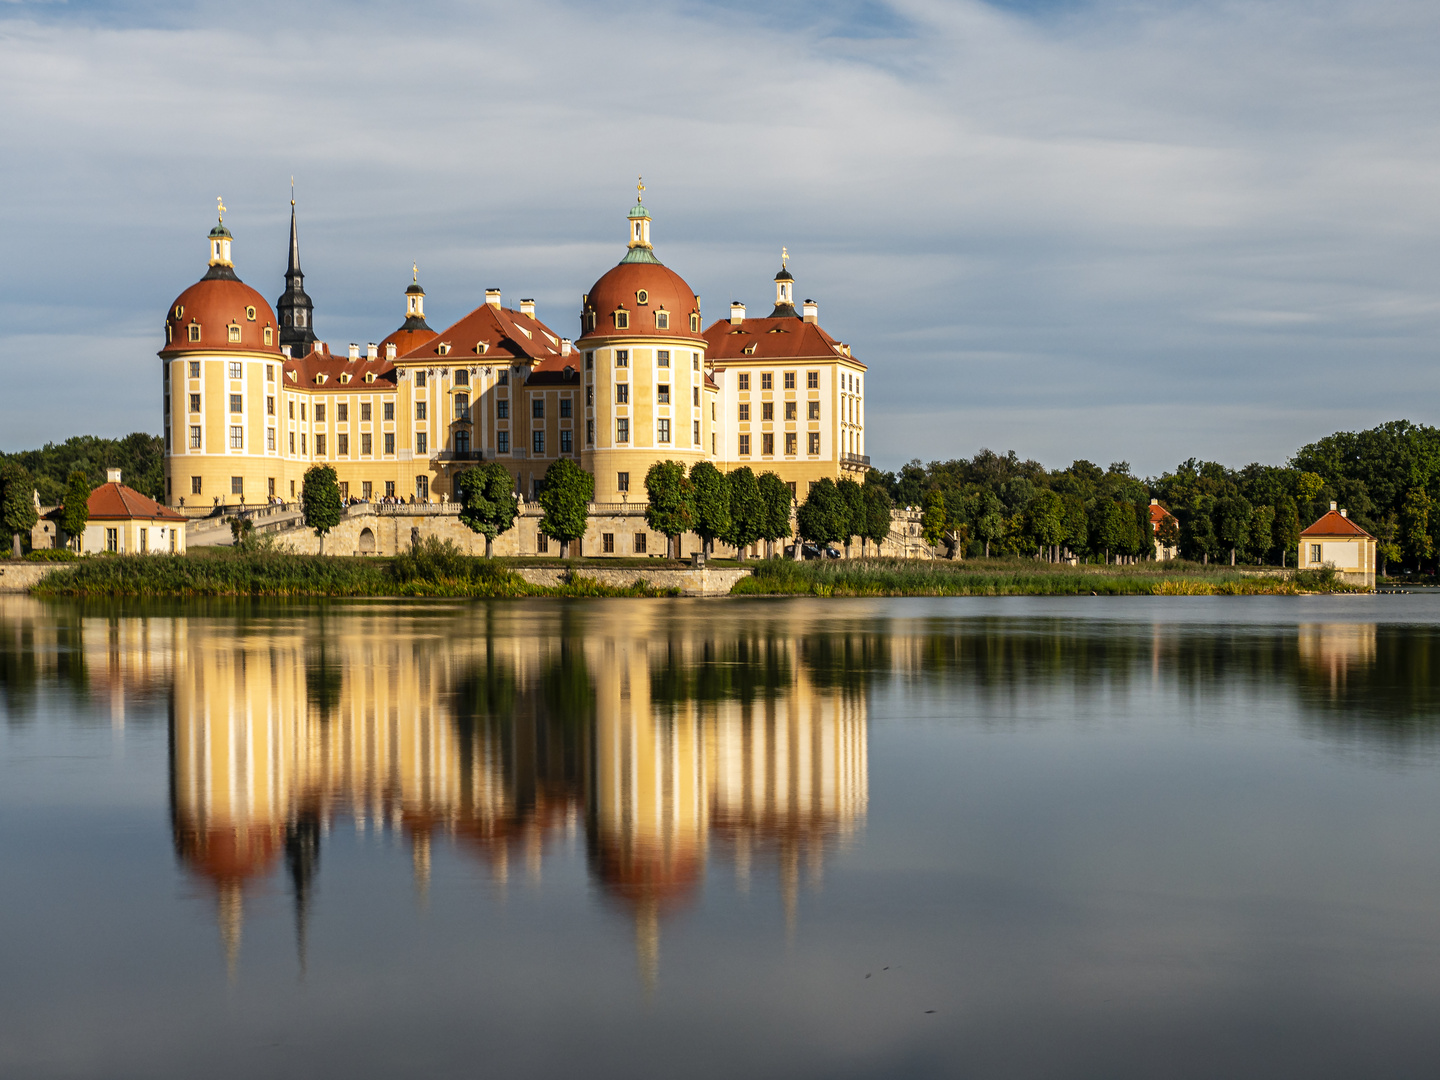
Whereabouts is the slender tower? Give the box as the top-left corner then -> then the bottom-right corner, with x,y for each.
276,187 -> 317,357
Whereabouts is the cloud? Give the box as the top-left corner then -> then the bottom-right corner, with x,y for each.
1,0 -> 1438,474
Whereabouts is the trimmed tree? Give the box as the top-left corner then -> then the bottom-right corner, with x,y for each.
724,466 -> 766,561
689,461 -> 731,559
456,462 -> 520,557
757,471 -> 793,559
0,461 -> 39,558
1273,495 -> 1300,568
301,464 -> 343,555
644,460 -> 696,560
861,482 -> 893,557
60,471 -> 91,552
836,478 -> 865,558
797,478 -> 846,552
538,458 -> 593,559
921,490 -> 948,552
1215,494 -> 1253,566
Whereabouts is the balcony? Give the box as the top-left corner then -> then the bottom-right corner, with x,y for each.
841,452 -> 871,469
431,449 -> 484,462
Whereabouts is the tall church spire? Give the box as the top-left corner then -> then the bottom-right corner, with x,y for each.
276,188 -> 317,357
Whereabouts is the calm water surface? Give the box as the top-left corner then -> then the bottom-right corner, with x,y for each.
3,594 -> 1440,1079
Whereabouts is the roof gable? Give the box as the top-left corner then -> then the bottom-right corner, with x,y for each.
701,316 -> 861,365
400,302 -> 567,365
87,482 -> 185,521
1300,510 -> 1374,539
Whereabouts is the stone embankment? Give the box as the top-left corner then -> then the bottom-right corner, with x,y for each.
514,566 -> 750,597
0,564 -> 61,593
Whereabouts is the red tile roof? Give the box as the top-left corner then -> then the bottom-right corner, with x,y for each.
701,316 -> 863,365
282,344 -> 398,391
87,482 -> 186,522
161,277 -> 282,357
400,302 -> 569,366
1300,510 -> 1373,538
1149,502 -> 1177,528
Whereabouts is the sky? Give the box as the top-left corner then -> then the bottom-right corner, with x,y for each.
1,0 -> 1437,476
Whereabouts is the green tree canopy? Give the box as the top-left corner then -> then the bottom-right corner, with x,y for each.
539,458 -> 593,558
1,433 -> 164,506
0,461 -> 40,557
60,471 -> 91,549
1214,494 -> 1253,565
756,471 -> 794,555
797,478 -> 846,548
724,466 -> 766,560
862,483 -> 893,554
644,460 -> 696,559
301,465 -> 343,553
1401,487 -> 1433,572
920,490 -> 947,549
456,462 -> 520,557
836,478 -> 865,555
689,461 -> 732,557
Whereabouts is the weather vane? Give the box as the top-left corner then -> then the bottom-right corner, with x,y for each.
782,246 -> 788,268
413,262 -> 419,283
637,175 -> 644,203
216,196 -> 226,224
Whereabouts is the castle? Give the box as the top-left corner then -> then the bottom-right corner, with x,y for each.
160,188 -> 870,521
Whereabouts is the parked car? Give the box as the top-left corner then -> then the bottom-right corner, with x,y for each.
784,543 -> 842,560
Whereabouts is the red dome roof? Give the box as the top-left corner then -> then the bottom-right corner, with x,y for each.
162,276 -> 282,356
581,261 -> 704,344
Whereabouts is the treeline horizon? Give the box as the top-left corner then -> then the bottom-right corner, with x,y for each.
862,419 -> 1440,572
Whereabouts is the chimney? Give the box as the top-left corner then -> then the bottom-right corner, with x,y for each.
1330,501 -> 1337,511
730,301 -> 745,325
1150,498 -> 1158,505
520,298 -> 536,318
367,342 -> 378,361
486,289 -> 501,308
561,338 -> 572,356
106,468 -> 122,484
281,345 -> 293,359
386,343 -> 397,360
349,343 -> 360,360
802,299 -> 818,324
1341,508 -> 1348,518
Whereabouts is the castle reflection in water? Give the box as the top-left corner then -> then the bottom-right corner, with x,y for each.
165,606 -> 868,981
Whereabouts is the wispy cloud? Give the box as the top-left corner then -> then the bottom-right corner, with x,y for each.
1,0 -> 1437,472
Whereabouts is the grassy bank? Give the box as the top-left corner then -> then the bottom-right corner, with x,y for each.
731,557 -> 1360,597
31,540 -> 679,598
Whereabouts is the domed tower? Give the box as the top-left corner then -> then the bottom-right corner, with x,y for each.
160,202 -> 283,509
769,248 -> 797,318
275,195 -> 317,358
577,183 -> 715,503
377,265 -> 438,359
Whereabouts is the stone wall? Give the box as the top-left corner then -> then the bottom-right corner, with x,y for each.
515,567 -> 750,597
0,563 -> 62,593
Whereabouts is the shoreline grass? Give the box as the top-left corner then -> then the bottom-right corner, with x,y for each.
730,557 -> 1362,597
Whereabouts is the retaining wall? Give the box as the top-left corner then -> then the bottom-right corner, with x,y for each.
0,563 -> 62,593
514,566 -> 750,597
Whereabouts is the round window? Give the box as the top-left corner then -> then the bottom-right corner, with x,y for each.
636,290 -> 648,305
173,305 -> 184,319
245,305 -> 257,321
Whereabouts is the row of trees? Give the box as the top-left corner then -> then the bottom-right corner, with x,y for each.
793,477 -> 894,555
1,433 -> 163,505
298,459 -> 800,560
1,462 -> 92,557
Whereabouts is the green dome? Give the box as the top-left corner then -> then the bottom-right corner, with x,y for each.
209,224 -> 233,239
628,203 -> 650,219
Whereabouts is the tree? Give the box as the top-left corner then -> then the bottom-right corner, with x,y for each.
1273,495 -> 1300,567
644,460 -> 695,560
1401,487 -> 1433,572
1375,513 -> 1400,577
689,461 -> 731,559
1215,495 -> 1253,566
861,483 -> 893,556
1182,498 -> 1219,564
724,467 -> 766,561
836,478 -> 865,558
1248,504 -> 1275,564
0,461 -> 39,558
920,490 -> 947,551
1027,488 -> 1067,563
539,458 -> 593,559
301,464 -> 343,555
456,462 -> 519,557
757,472 -> 794,558
797,478 -> 846,549
1088,500 -> 1128,563
60,471 -> 91,551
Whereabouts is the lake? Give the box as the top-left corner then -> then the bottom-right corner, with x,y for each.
3,594 -> 1440,1079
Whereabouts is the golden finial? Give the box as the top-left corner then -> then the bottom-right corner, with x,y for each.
412,262 -> 418,283
636,175 -> 645,204
782,246 -> 788,268
290,176 -> 295,208
216,196 -> 226,224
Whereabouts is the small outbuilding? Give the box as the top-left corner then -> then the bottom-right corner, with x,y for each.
36,470 -> 187,554
1149,499 -> 1179,560
1298,502 -> 1374,587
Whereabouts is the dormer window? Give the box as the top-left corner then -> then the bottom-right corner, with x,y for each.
186,323 -> 200,343
473,341 -> 489,355
315,374 -> 328,384
690,314 -> 699,332
655,310 -> 669,329
228,325 -> 241,343
636,290 -> 649,305
743,343 -> 757,355
614,310 -> 629,330
263,327 -> 273,345
364,372 -> 376,383
245,306 -> 257,322
437,343 -> 451,356
584,311 -> 597,332
339,373 -> 351,384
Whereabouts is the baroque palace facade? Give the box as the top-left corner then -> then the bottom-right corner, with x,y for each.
161,191 -> 870,512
